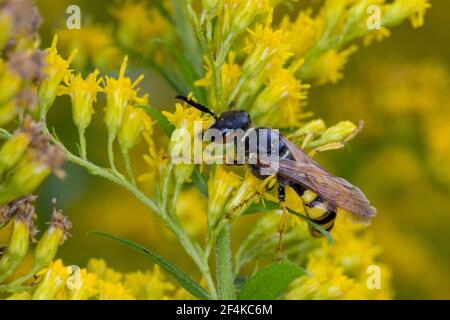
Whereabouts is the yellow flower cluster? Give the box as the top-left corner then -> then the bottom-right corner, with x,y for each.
111,0 -> 173,53
0,118 -> 65,206
38,37 -> 154,171
24,258 -> 184,300
285,214 -> 393,299
57,1 -> 174,70
58,25 -> 121,70
0,196 -> 71,295
194,0 -> 430,129
0,0 -> 46,125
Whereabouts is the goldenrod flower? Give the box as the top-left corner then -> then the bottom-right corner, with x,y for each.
58,25 -> 121,70
37,36 -> 77,119
175,187 -> 207,238
97,280 -> 135,300
34,209 -> 71,271
163,100 -> 212,184
309,121 -> 358,147
111,0 -> 172,52
86,258 -> 123,283
32,259 -> 68,300
225,171 -> 275,219
0,12 -> 12,51
384,0 -> 431,28
292,119 -> 326,138
0,131 -> 29,176
281,10 -> 324,58
0,59 -> 21,105
207,166 -> 241,227
0,118 -> 65,205
103,55 -> 148,138
0,206 -> 34,282
59,70 -> 102,132
220,0 -> 271,38
195,52 -> 242,106
243,24 -> 292,78
253,66 -> 310,127
124,265 -> 176,299
118,105 -> 153,152
304,46 -> 357,85
363,28 -> 391,46
68,268 -> 98,300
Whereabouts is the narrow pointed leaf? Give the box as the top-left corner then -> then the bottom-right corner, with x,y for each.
138,104 -> 174,137
89,231 -> 212,300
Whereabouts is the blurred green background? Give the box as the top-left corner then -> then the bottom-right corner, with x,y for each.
34,0 -> 450,299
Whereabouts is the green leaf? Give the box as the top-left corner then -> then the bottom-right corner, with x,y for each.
192,166 -> 208,197
244,200 -> 334,244
150,39 -> 206,104
89,231 -> 212,300
138,104 -> 174,137
238,263 -> 306,300
168,0 -> 203,74
120,46 -> 187,94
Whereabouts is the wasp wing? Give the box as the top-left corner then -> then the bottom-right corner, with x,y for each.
272,135 -> 377,220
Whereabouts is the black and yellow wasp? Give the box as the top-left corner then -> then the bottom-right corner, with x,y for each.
176,95 -> 376,247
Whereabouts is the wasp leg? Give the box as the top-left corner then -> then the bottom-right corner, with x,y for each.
277,179 -> 288,261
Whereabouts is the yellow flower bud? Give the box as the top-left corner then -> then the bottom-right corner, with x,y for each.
37,36 -> 77,119
0,209 -> 34,282
6,292 -> 32,300
0,59 -> 22,105
0,100 -> 17,126
0,132 -> 29,176
207,166 -> 241,227
173,164 -> 195,186
58,70 -> 102,131
32,259 -> 69,300
225,171 -> 275,219
243,24 -> 292,78
310,121 -> 358,147
0,13 -> 12,51
103,56 -> 147,138
0,158 -> 51,206
118,106 -> 152,151
383,0 -> 431,28
33,209 -> 71,271
294,119 -> 326,137
221,0 -> 271,37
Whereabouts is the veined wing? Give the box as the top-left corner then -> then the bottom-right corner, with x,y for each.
271,135 -> 377,219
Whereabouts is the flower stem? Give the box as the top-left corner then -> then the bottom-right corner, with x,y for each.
48,128 -> 218,298
121,147 -> 135,185
78,127 -> 87,160
215,224 -> 236,299
107,133 -> 118,173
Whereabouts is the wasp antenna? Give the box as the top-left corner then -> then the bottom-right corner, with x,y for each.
174,95 -> 218,120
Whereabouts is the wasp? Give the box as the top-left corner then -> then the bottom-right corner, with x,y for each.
175,95 -> 376,253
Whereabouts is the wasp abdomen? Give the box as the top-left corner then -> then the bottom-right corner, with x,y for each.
291,184 -> 337,237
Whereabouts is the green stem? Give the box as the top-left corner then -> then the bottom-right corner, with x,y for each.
121,147 -> 135,186
48,129 -> 218,298
215,224 -> 235,300
0,128 -> 12,140
187,4 -> 223,109
107,133 -> 118,173
78,127 -> 87,160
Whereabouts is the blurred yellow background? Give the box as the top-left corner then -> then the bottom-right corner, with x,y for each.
34,0 -> 450,299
